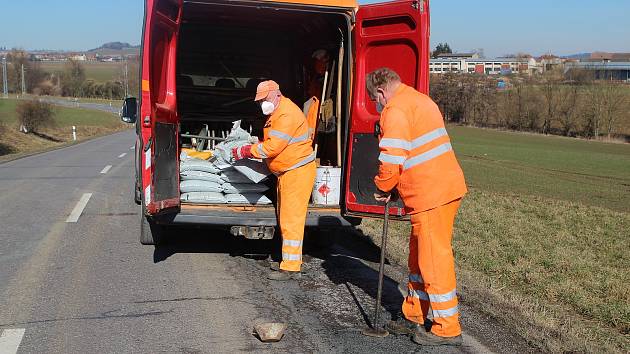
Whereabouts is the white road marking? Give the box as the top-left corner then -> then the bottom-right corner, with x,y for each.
0,328 -> 26,354
66,193 -> 92,223
118,153 -> 127,158
100,165 -> 112,174
130,146 -> 135,150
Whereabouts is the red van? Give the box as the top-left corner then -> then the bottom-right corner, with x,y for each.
120,0 -> 430,245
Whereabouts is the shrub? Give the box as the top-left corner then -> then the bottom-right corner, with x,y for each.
16,99 -> 56,133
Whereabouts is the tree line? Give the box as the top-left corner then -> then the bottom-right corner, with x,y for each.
2,49 -> 138,100
430,71 -> 630,140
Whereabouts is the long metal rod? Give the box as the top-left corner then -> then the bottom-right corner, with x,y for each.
373,201 -> 390,330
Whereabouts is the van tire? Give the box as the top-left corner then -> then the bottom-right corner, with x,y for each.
140,201 -> 163,245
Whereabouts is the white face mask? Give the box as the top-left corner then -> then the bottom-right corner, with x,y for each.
261,101 -> 275,115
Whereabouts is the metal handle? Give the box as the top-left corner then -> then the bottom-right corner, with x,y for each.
373,200 -> 390,330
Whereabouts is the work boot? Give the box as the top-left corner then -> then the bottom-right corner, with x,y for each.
267,270 -> 301,281
386,317 -> 421,336
411,328 -> 463,346
269,261 -> 280,271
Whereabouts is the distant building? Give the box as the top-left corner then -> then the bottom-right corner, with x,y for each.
565,61 -> 630,82
587,52 -> 630,62
429,57 -> 538,75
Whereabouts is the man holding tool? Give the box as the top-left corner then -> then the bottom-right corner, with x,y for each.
232,80 -> 316,281
366,68 -> 467,346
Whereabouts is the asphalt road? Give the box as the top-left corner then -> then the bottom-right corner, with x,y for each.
0,130 -> 532,353
38,97 -> 120,114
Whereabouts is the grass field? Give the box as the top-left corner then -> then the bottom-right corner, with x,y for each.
39,61 -> 122,82
359,125 -> 630,353
0,98 -> 126,158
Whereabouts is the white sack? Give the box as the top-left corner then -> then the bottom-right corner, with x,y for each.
225,193 -> 273,205
180,192 -> 227,204
233,158 -> 271,183
180,159 -> 220,174
220,168 -> 256,184
180,170 -> 224,184
180,180 -> 222,193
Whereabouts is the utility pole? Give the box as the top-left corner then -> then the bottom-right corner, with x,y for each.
21,63 -> 26,95
124,57 -> 129,98
2,57 -> 7,98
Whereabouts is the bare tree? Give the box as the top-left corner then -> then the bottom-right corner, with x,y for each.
556,85 -> 580,136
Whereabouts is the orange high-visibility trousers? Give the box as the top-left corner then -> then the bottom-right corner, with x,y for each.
277,161 -> 316,272
402,198 -> 462,338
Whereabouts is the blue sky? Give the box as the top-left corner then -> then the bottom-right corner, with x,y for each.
0,0 -> 628,57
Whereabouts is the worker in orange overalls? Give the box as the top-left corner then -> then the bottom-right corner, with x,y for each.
232,80 -> 316,281
366,68 -> 467,346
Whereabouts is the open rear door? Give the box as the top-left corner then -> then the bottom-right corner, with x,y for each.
344,0 -> 429,218
141,0 -> 182,215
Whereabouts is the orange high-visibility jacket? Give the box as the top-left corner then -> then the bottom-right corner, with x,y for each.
251,96 -> 315,175
375,84 -> 467,213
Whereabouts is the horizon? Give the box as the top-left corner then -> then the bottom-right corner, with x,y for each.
0,0 -> 628,57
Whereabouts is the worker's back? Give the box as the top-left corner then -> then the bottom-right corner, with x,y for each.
383,84 -> 467,213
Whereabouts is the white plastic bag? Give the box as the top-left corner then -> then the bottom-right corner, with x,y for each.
180,180 -> 223,193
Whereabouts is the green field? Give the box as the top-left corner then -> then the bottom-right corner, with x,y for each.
360,125 -> 630,353
0,98 -> 119,128
39,61 -> 122,82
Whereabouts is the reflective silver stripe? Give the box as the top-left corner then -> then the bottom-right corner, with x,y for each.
289,131 -> 309,144
409,287 -> 457,304
403,143 -> 452,170
282,253 -> 302,261
429,289 -> 457,303
432,305 -> 459,318
410,128 -> 448,150
286,152 -> 315,171
270,129 -> 293,141
409,289 -> 429,301
409,273 -> 424,283
378,152 -> 406,165
283,239 -> 303,248
257,144 -> 267,158
379,128 -> 448,151
379,138 -> 411,150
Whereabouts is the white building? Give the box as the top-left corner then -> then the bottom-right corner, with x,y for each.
430,57 -> 538,75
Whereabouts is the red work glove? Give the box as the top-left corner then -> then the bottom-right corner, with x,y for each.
232,145 -> 253,161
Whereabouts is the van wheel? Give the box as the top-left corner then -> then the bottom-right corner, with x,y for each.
140,202 -> 163,245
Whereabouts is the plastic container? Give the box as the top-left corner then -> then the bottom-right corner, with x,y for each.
312,167 -> 341,205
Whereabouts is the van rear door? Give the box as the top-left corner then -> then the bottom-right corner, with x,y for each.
141,0 -> 183,215
344,0 -> 429,218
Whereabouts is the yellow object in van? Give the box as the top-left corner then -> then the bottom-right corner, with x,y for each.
182,148 -> 213,160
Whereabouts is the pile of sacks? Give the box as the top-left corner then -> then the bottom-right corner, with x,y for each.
179,121 -> 272,205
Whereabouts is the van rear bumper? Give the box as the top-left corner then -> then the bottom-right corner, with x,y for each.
157,204 -> 360,227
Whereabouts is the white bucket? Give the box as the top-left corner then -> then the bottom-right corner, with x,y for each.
312,167 -> 341,205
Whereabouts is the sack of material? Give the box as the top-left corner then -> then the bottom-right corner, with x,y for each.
222,182 -> 269,194
180,159 -> 220,174
180,192 -> 227,204
180,170 -> 224,184
214,120 -> 259,165
233,158 -> 271,183
225,193 -> 273,205
180,180 -> 223,193
220,168 -> 256,184
181,148 -> 213,161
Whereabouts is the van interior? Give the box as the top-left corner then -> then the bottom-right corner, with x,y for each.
175,1 -> 351,206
